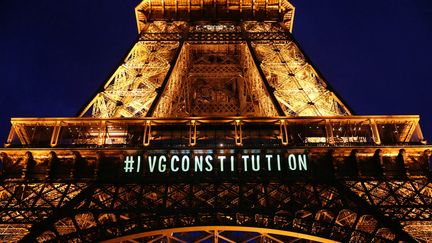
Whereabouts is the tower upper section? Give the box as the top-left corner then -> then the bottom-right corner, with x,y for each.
134,0 -> 296,32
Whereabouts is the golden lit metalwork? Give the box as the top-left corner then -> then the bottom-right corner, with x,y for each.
134,0 -> 295,32
1,0 -> 431,242
79,22 -> 186,118
102,226 -> 338,243
152,43 -> 280,117
80,17 -> 351,118
3,115 -> 424,147
251,38 -> 351,116
0,144 -> 431,241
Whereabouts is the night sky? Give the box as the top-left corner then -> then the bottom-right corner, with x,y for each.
1,0 -> 432,144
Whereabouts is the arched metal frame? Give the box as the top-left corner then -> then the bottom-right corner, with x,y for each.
12,180 -> 413,242
102,226 -> 337,243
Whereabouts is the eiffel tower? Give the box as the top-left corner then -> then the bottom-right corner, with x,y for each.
1,0 -> 431,242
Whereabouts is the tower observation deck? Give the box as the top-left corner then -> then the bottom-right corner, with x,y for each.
0,0 -> 431,242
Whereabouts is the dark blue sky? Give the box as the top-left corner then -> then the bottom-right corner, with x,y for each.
1,0 -> 432,143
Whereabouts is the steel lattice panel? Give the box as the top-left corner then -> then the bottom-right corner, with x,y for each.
1,0 -> 431,242
1,180 -> 415,242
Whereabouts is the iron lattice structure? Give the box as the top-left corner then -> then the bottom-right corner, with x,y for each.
1,0 -> 432,242
0,147 -> 431,242
78,19 -> 351,118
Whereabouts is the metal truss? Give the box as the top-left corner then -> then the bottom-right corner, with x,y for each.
344,179 -> 432,242
85,40 -> 180,117
9,180 -> 414,242
103,226 -> 336,242
151,42 -> 191,117
152,42 -> 279,117
79,20 -> 353,118
243,22 -> 351,116
2,0 -> 431,242
0,182 -> 88,242
0,146 -> 431,242
134,0 -> 295,31
79,22 -> 186,118
5,115 -> 423,148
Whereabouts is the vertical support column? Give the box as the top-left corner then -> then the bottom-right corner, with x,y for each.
50,121 -> 62,147
252,0 -> 255,17
148,0 -> 152,15
97,120 -> 107,146
325,119 -> 334,145
14,124 -> 30,146
143,120 -> 152,146
189,120 -> 197,146
241,25 -> 286,116
234,120 -> 243,146
5,126 -> 16,147
226,0 -> 229,13
370,119 -> 381,145
146,30 -> 188,117
414,123 -> 426,144
238,76 -> 247,114
161,0 -> 165,16
279,119 -> 289,145
187,0 -> 191,13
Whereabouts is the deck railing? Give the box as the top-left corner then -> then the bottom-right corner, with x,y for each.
5,115 -> 424,148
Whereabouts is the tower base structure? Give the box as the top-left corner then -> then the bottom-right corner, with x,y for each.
0,117 -> 431,242
1,0 -> 432,242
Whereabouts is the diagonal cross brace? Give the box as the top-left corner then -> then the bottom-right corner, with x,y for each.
241,26 -> 286,116
146,30 -> 189,117
20,182 -> 98,242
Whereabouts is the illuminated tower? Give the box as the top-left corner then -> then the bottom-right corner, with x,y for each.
1,0 -> 431,242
